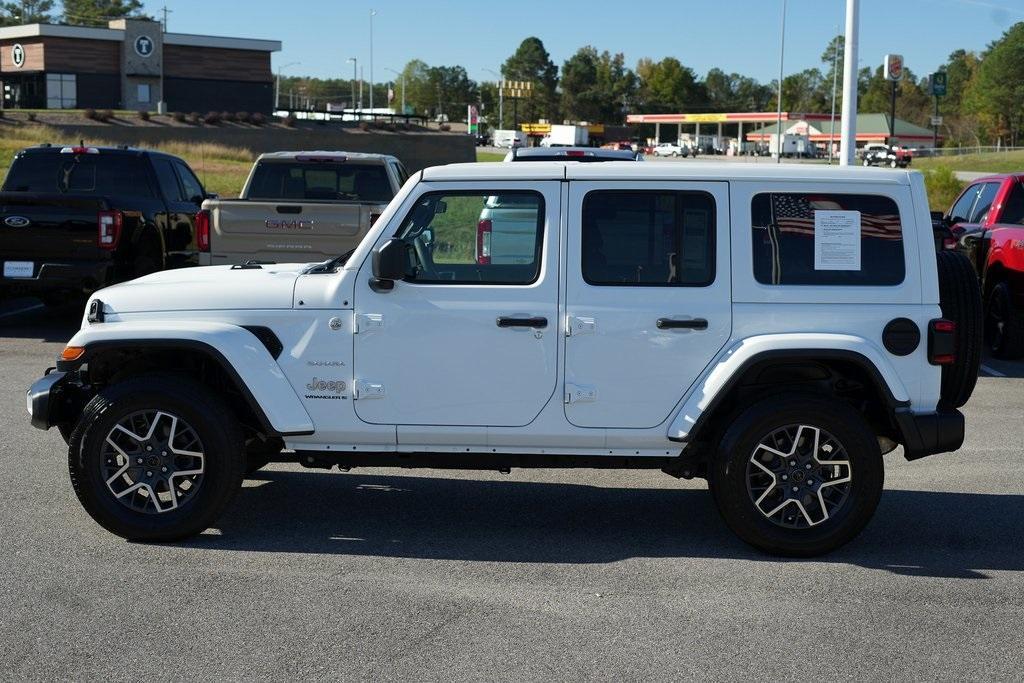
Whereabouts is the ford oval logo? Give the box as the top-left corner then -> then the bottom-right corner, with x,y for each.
4,216 -> 30,228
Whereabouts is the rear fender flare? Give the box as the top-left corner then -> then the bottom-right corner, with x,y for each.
60,321 -> 314,436
667,333 -> 911,442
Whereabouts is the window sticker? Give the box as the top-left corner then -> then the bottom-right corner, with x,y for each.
814,210 -> 861,271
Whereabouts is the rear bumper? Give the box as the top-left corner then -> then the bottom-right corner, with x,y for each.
895,408 -> 965,461
1,259 -> 111,295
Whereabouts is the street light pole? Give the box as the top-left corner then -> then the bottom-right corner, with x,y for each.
347,57 -> 357,113
484,68 -> 502,129
275,61 -> 300,111
774,0 -> 787,163
839,0 -> 860,165
369,9 -> 376,112
828,29 -> 839,164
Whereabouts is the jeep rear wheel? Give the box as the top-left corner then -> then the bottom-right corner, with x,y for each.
936,250 -> 982,408
709,395 -> 883,557
67,375 -> 244,541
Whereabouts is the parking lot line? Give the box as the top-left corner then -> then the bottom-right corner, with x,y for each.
0,303 -> 44,319
981,364 -> 1007,377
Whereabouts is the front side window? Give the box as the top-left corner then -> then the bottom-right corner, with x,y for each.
582,191 -> 715,286
751,192 -> 904,286
949,185 -> 981,224
970,182 -> 1000,223
393,191 -> 543,285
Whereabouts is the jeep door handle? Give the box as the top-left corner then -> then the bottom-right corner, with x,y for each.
496,316 -> 548,329
656,317 -> 708,330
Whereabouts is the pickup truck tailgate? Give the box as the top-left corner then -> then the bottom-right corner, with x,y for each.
206,200 -> 375,265
0,193 -> 107,261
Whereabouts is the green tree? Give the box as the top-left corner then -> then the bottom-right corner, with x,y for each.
636,57 -> 706,112
63,0 -> 150,26
781,68 -> 827,112
561,46 -> 635,123
859,65 -> 931,124
964,22 -> 1024,145
0,0 -> 54,25
428,65 -> 478,120
501,37 -> 559,124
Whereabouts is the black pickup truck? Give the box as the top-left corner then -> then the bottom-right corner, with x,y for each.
0,145 -> 212,306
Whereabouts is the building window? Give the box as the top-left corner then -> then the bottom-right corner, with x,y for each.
137,83 -> 151,104
45,73 -> 76,109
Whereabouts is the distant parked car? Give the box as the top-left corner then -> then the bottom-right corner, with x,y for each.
0,144 -> 210,306
653,142 -> 689,158
861,143 -> 912,168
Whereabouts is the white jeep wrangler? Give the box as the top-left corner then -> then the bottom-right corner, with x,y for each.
29,162 -> 982,556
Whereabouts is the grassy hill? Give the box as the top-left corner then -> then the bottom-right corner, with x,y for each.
914,150 -> 1024,174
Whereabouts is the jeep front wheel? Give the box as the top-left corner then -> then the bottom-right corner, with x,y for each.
709,395 -> 883,557
67,375 -> 245,541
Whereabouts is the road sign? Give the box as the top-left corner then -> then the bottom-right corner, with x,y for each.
883,54 -> 904,81
931,116 -> 943,127
931,71 -> 947,97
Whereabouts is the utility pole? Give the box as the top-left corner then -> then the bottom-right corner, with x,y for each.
275,61 -> 299,111
369,9 -> 376,112
385,67 -> 404,114
839,0 -> 859,166
359,66 -> 363,112
157,5 -> 171,114
347,57 -> 357,113
484,68 -> 503,129
774,0 -> 787,163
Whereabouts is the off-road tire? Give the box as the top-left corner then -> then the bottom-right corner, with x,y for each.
67,374 -> 244,541
936,250 -> 982,408
985,281 -> 1024,360
709,394 -> 884,557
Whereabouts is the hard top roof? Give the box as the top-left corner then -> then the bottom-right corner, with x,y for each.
422,161 -> 913,184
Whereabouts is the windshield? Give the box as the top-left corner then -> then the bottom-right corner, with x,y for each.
247,162 -> 394,203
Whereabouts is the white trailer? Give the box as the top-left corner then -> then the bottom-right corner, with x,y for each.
769,133 -> 814,158
541,124 -> 588,147
493,130 -> 528,149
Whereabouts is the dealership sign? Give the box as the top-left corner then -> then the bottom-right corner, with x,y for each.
883,54 -> 904,81
11,43 -> 25,68
134,35 -> 155,57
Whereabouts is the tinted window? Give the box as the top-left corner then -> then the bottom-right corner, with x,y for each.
582,191 -> 714,286
949,185 -> 980,224
153,159 -> 184,201
247,162 -> 394,203
173,161 -> 204,202
2,153 -> 153,197
1000,181 -> 1024,225
751,193 -> 904,286
393,191 -> 543,285
970,182 -> 1000,223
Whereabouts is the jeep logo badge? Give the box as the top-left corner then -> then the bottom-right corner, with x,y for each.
4,216 -> 30,227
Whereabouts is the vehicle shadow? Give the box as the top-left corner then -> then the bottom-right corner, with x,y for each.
184,470 -> 1023,578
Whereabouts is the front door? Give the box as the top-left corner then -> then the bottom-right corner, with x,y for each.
353,181 -> 561,426
563,181 -> 732,429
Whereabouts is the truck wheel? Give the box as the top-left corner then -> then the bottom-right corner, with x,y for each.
708,394 -> 883,557
936,250 -> 982,408
986,281 -> 1024,360
67,375 -> 244,541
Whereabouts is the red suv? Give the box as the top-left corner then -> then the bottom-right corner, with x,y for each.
942,174 -> 1024,358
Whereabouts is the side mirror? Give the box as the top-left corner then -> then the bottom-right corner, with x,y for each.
370,238 -> 407,292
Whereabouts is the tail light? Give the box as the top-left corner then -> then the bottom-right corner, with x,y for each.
928,319 -> 957,365
942,236 -> 957,250
97,210 -> 123,250
476,218 -> 492,264
370,212 -> 381,226
195,209 -> 211,252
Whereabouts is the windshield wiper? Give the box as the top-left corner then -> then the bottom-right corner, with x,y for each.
306,248 -> 356,274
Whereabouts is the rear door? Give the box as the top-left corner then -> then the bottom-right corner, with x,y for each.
563,181 -> 732,428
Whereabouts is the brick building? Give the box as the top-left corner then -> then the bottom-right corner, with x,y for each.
0,19 -> 280,112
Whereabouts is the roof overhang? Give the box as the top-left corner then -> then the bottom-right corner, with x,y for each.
0,23 -> 280,52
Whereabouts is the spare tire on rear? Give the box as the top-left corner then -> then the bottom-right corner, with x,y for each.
936,250 -> 982,409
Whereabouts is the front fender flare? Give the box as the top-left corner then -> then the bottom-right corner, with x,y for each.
667,334 -> 911,442
60,321 -> 314,436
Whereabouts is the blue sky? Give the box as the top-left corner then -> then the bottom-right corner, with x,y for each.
151,0 -> 1023,86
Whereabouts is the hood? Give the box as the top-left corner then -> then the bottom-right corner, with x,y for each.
92,263 -> 310,314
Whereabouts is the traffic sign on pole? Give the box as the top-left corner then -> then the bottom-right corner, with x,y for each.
930,71 -> 947,97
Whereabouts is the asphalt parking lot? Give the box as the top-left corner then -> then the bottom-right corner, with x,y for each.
1,297 -> 1022,680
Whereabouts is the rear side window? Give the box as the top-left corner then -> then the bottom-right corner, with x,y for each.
1001,182 -> 1024,225
751,192 -> 904,286
153,159 -> 184,201
247,162 -> 394,203
582,191 -> 715,286
173,161 -> 204,202
2,153 -> 154,198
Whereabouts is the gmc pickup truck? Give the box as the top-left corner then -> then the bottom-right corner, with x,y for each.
0,144 -> 209,306
942,173 -> 1024,358
199,152 -> 408,266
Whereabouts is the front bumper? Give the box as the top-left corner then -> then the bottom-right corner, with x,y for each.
27,369 -> 71,430
895,408 -> 965,461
